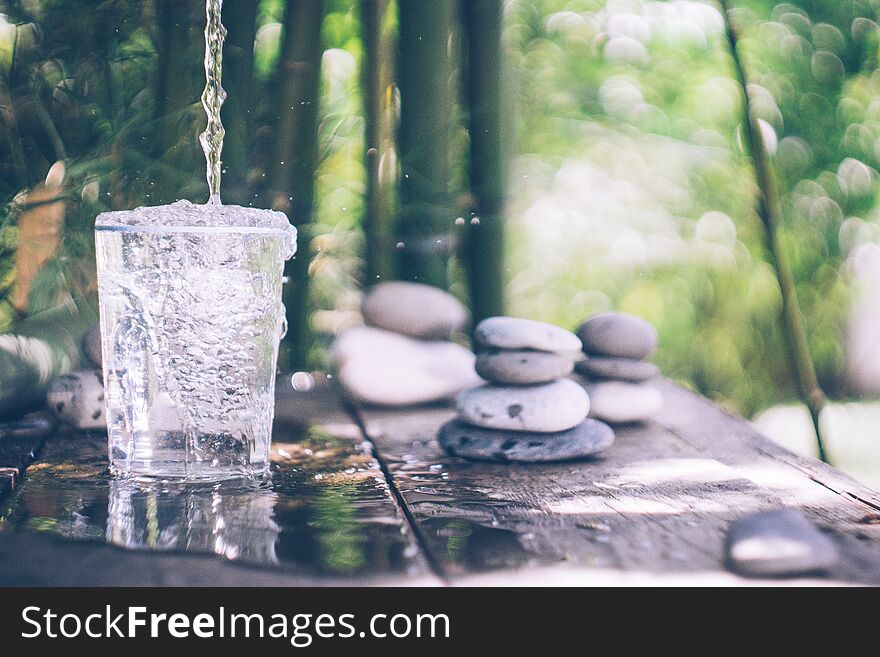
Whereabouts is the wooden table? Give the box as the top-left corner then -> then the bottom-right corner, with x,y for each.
2,377 -> 879,586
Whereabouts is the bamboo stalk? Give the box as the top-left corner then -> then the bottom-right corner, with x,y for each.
462,0 -> 507,322
154,0 -> 204,204
396,0 -> 455,287
360,0 -> 396,285
720,0 -> 830,463
270,0 -> 324,368
220,0 -> 257,205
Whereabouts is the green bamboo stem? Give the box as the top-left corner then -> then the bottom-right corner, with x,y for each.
462,0 -> 507,322
396,0 -> 455,287
720,0 -> 829,463
270,0 -> 324,368
360,0 -> 396,285
155,0 -> 204,204
220,0 -> 257,205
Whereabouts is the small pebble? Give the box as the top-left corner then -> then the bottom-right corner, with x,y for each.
46,370 -> 106,430
726,508 -> 839,577
577,312 -> 658,359
475,349 -> 574,385
474,316 -> 582,354
586,381 -> 662,424
457,378 -> 590,433
82,325 -> 102,368
575,356 -> 659,382
438,418 -> 614,462
361,281 -> 467,339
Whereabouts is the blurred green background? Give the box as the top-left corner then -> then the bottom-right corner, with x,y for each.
3,0 -> 880,483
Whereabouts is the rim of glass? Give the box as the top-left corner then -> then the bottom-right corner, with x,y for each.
95,223 -> 295,236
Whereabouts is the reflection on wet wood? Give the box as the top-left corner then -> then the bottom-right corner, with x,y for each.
0,388 -> 437,586
0,412 -> 56,500
5,377 -> 880,585
358,380 -> 880,585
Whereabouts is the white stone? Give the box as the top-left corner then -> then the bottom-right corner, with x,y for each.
456,378 -> 590,432
46,370 -> 106,430
333,326 -> 481,406
586,381 -> 662,424
474,317 -> 582,354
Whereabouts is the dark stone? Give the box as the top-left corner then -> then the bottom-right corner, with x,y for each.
476,349 -> 574,385
726,508 -> 839,577
438,418 -> 614,463
575,356 -> 659,382
577,312 -> 657,359
82,324 -> 102,368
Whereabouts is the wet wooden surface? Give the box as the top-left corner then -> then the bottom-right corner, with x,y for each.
0,382 -> 436,586
2,377 -> 880,585
356,378 -> 880,585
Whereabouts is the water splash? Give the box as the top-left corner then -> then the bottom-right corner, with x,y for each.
200,0 -> 227,205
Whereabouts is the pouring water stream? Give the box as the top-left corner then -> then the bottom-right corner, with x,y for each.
200,0 -> 226,205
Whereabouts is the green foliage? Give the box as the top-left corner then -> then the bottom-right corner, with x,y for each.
503,0 -> 880,416
2,0 -> 879,420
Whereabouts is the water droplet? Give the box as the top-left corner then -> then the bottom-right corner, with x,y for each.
470,217 -> 481,225
396,241 -> 405,249
291,371 -> 315,392
455,217 -> 465,226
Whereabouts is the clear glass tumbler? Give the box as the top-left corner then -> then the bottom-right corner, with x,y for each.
95,201 -> 296,481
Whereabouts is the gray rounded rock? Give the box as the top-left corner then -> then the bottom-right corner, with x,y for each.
361,281 -> 467,339
577,312 -> 658,359
438,418 -> 614,462
82,325 -> 102,368
726,509 -> 839,577
575,356 -> 659,382
586,381 -> 662,424
46,370 -> 106,430
456,378 -> 589,432
474,317 -> 582,354
475,349 -> 574,385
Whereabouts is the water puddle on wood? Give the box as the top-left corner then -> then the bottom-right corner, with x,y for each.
0,423 -> 423,577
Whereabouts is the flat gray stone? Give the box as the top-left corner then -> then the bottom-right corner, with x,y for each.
575,356 -> 659,382
82,324 -> 102,368
46,370 -> 106,430
333,326 -> 482,406
438,418 -> 614,462
726,509 -> 839,577
585,381 -> 662,424
475,349 -> 574,385
577,312 -> 658,359
457,379 -> 590,432
474,316 -> 582,354
361,281 -> 468,339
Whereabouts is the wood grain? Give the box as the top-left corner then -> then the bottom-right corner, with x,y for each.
356,379 -> 880,585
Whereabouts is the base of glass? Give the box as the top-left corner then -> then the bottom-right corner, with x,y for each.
110,461 -> 270,484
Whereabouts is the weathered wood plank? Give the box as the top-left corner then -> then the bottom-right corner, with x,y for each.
0,382 -> 439,586
357,380 -> 880,585
0,412 -> 56,502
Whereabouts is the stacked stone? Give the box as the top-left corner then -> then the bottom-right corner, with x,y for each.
574,312 -> 663,424
439,317 -> 614,462
45,325 -> 106,430
333,282 -> 481,406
